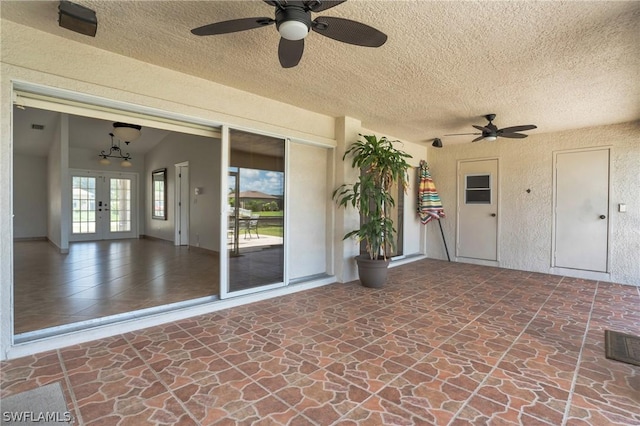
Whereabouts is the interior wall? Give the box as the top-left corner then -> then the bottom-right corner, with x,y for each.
13,154 -> 48,239
46,114 -> 63,250
426,121 -> 640,286
144,133 -> 220,251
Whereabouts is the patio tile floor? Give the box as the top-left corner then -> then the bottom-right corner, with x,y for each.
1,259 -> 639,425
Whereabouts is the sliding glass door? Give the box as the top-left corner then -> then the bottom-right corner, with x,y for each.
224,129 -> 285,296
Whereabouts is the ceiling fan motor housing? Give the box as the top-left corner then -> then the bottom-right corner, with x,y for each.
276,6 -> 312,39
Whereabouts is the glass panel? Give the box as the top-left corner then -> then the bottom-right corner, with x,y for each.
466,189 -> 491,204
110,178 -> 131,232
467,175 -> 490,189
228,129 -> 285,292
72,176 -> 97,234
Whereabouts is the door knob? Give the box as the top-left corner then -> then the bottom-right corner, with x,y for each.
599,215 -> 606,219
490,213 -> 497,217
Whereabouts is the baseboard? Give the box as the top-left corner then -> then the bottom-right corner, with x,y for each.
549,267 -> 611,282
13,236 -> 47,242
47,238 -> 68,254
188,245 -> 219,257
139,234 -> 173,244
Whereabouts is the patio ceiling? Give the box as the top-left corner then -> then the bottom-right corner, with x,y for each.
2,1 -> 638,145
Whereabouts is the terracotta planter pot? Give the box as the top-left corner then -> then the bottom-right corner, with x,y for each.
355,255 -> 390,288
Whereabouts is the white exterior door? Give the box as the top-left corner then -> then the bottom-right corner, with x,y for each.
70,171 -> 137,241
554,149 -> 609,272
457,159 -> 499,261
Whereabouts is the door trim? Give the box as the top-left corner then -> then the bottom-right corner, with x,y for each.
174,161 -> 190,246
551,146 -> 612,278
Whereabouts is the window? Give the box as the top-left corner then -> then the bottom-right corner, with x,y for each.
110,178 -> 132,232
465,174 -> 491,204
72,176 -> 96,233
152,168 -> 167,220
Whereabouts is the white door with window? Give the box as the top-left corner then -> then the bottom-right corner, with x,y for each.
457,159 -> 499,261
70,171 -> 137,241
553,149 -> 609,272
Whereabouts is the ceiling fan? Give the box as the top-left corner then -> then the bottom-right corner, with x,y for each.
191,0 -> 387,68
445,114 -> 537,142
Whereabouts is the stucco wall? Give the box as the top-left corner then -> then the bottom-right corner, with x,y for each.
426,121 -> 640,286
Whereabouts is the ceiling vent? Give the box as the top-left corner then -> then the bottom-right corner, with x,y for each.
31,124 -> 45,130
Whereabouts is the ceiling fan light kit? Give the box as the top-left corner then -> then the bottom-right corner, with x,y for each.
276,6 -> 311,40
191,0 -> 387,68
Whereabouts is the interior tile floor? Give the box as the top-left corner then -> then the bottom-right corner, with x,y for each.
13,239 -> 283,334
2,259 -> 638,425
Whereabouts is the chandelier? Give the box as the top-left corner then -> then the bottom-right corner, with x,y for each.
98,132 -> 132,167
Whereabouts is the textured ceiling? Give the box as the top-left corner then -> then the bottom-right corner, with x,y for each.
2,0 -> 639,146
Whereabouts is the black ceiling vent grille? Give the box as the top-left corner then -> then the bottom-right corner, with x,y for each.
31,124 -> 45,130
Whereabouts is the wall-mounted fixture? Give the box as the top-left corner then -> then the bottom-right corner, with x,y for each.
112,122 -> 142,143
432,138 -> 443,148
99,133 -> 132,167
58,0 -> 97,37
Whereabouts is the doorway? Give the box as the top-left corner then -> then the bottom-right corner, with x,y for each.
457,158 -> 499,261
553,148 -> 610,272
70,171 -> 137,241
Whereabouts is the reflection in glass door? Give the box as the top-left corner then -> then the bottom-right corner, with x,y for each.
70,171 -> 136,241
226,129 -> 285,294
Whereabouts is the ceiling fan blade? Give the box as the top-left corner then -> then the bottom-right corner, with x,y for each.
471,136 -> 485,142
191,17 -> 274,36
444,132 -> 481,136
306,0 -> 347,12
279,38 -> 304,68
499,132 -> 529,139
312,16 -> 387,47
498,124 -> 537,133
472,125 -> 491,133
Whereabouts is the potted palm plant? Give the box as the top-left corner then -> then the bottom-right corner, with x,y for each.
333,134 -> 412,288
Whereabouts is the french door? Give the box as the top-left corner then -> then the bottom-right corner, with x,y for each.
70,170 -> 137,241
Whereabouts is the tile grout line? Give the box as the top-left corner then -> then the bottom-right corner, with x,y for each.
171,319 -> 320,425
446,273 -> 565,425
560,280 -> 599,426
56,349 -> 84,426
121,332 -> 203,425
